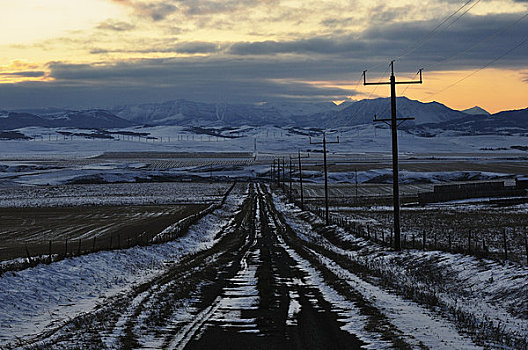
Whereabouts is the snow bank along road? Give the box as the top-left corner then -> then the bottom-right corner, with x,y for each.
1,183 -> 487,349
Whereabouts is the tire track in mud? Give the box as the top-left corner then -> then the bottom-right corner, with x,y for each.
183,185 -> 366,350
108,183 -> 259,349
16,184 -> 255,349
16,182 -> 433,349
264,185 -> 482,350
258,184 -> 411,349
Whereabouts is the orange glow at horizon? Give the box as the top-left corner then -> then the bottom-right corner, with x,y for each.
299,68 -> 528,114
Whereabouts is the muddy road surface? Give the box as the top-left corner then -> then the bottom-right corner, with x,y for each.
7,183 -> 479,350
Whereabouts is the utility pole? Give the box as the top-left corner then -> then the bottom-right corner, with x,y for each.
289,158 -> 293,195
363,61 -> 423,250
276,158 -> 281,187
355,168 -> 358,200
282,158 -> 286,191
297,151 -> 309,210
290,152 -> 309,206
310,132 -> 339,225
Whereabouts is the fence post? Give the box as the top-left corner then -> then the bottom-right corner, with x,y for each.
92,237 -> 97,252
65,239 -> 68,257
25,243 -> 32,264
110,235 -> 113,250
468,230 -> 472,254
77,239 -> 82,255
118,234 -> 121,249
502,228 -> 508,261
48,240 -> 52,263
524,229 -> 528,265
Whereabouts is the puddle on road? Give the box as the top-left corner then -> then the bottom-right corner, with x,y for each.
201,249 -> 262,335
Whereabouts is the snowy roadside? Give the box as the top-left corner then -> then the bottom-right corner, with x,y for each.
0,186 -> 247,346
272,192 -> 528,349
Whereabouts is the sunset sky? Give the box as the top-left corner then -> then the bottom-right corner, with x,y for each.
1,0 -> 527,113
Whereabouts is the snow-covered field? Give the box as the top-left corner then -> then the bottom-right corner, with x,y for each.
0,125 -> 527,348
2,124 -> 528,157
0,185 -> 247,346
272,191 -> 528,349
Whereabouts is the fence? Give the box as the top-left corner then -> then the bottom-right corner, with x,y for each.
276,184 -> 528,265
0,182 -> 237,276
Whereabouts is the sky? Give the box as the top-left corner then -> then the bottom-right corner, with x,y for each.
0,0 -> 527,113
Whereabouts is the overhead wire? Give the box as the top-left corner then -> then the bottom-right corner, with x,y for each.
395,0 -> 476,61
358,0 -> 477,104
428,34 -> 528,99
424,11 -> 528,72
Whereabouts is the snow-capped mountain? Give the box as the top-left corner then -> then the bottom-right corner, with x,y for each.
110,99 -> 350,127
0,111 -> 52,130
0,110 -> 131,130
2,98 -> 527,135
297,97 -> 467,128
111,97 -> 464,128
462,106 -> 490,116
43,110 -> 133,129
410,107 -> 528,136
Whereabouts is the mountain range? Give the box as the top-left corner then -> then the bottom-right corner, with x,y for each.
1,98 -> 527,136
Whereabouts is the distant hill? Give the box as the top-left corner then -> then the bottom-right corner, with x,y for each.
43,110 -> 133,129
299,97 -> 467,127
410,107 -> 528,136
0,111 -> 51,130
1,98 -> 527,136
462,106 -> 490,116
110,99 -> 348,127
111,97 -> 464,128
0,109 -> 132,130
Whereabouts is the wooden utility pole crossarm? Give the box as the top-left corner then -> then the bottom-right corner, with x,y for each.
363,61 -> 423,251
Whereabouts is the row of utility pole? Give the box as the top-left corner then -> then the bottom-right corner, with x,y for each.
271,62 -> 422,251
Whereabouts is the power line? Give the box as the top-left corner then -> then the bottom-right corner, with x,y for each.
357,0 -> 477,104
441,0 -> 482,32
425,11 -> 528,72
396,0 -> 476,61
429,35 -> 528,98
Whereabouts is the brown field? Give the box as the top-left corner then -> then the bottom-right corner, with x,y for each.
332,206 -> 528,264
0,204 -> 207,262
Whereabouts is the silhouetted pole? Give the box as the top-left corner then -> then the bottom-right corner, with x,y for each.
364,61 -> 423,250
276,158 -> 281,186
298,151 -> 309,210
282,158 -> 285,190
310,132 -> 339,225
289,158 -> 293,194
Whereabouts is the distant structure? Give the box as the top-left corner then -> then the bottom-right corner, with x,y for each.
418,181 -> 524,205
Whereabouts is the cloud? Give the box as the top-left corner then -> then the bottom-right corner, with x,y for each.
2,5 -> 527,109
228,12 -> 528,72
228,37 -> 367,56
96,19 -> 135,31
0,71 -> 46,78
0,57 -> 358,109
89,41 -> 221,55
110,0 -> 178,21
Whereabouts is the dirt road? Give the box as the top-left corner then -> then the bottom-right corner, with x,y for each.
9,183 -> 479,349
